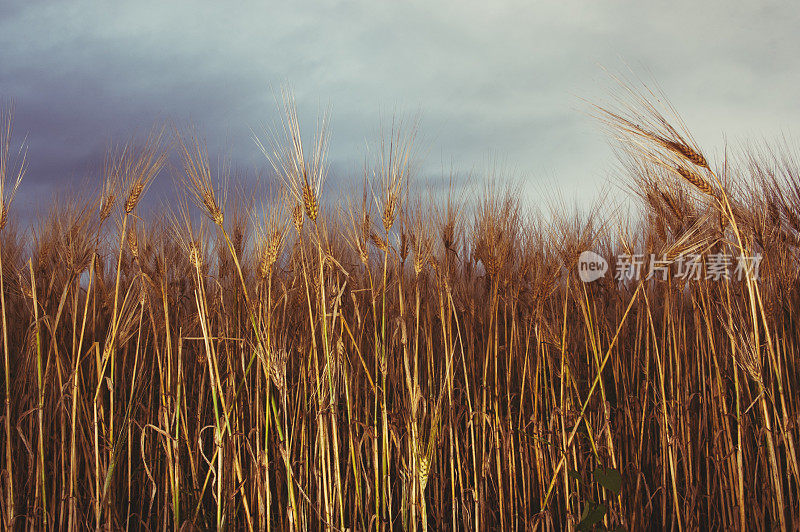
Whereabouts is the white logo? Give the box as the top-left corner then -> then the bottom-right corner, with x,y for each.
578,251 -> 608,282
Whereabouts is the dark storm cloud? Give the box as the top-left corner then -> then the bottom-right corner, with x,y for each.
1,1 -> 799,219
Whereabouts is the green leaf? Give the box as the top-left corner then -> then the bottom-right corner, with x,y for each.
577,501 -> 607,531
568,468 -> 582,482
593,467 -> 622,496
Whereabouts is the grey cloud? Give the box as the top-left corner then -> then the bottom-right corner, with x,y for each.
1,0 -> 799,221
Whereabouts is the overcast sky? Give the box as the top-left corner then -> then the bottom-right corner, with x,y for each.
1,1 -> 799,219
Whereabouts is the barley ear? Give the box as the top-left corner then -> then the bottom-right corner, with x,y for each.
674,165 -> 714,196
125,182 -> 144,213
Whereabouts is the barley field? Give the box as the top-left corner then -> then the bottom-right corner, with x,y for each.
0,86 -> 798,530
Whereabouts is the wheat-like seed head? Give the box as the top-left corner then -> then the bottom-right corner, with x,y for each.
417,448 -> 431,490
258,245 -> 271,280
406,203 -> 433,277
336,337 -> 344,365
660,190 -> 683,220
138,281 -> 147,306
293,201 -> 304,233
127,227 -> 139,259
414,251 -> 424,276
370,231 -> 388,252
371,115 -> 416,238
357,209 -> 371,265
0,104 -> 26,233
653,213 -> 667,241
257,229 -> 284,280
177,130 -> 228,228
302,182 -> 318,222
125,181 -> 144,213
483,250 -> 499,278
269,347 -> 288,395
268,229 -> 282,262
674,165 -> 714,196
379,352 -> 387,376
255,88 -> 329,233
189,240 -> 202,270
99,194 -> 115,222
767,197 -> 782,227
119,128 -> 168,214
251,186 -> 289,280
98,143 -> 125,222
383,194 -> 397,233
657,137 -> 709,168
203,193 -> 224,227
400,231 -> 409,263
18,272 -> 32,300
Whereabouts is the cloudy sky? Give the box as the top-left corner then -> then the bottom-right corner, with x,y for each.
1,1 -> 799,218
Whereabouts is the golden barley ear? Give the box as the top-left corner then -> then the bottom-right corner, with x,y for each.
370,231 -> 388,252
258,245 -> 271,280
127,227 -> 139,259
254,87 -> 329,231
204,193 -> 224,227
0,104 -> 26,233
417,444 -> 432,491
382,195 -> 397,234
99,194 -> 115,222
674,165 -> 715,196
302,183 -> 318,222
121,127 -> 169,214
658,137 -> 709,169
268,346 -> 288,395
124,182 -> 144,213
176,129 -> 227,227
189,240 -> 203,269
292,201 -> 304,233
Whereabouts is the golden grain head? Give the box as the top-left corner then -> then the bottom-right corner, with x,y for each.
675,165 -> 714,196
269,229 -> 283,255
379,351 -> 387,375
767,199 -> 781,225
125,181 -> 144,213
292,201 -> 304,233
99,194 -> 115,222
660,190 -> 683,220
258,239 -> 278,280
18,272 -> 33,299
417,451 -> 431,490
127,228 -> 139,259
302,183 -> 318,222
258,250 -> 270,280
361,212 -> 370,239
382,195 -> 397,233
442,220 -> 455,251
189,240 -> 202,269
269,347 -> 288,393
202,194 -> 224,227
483,249 -> 498,278
370,231 -> 388,253
659,137 -> 709,169
414,254 -> 424,276
336,337 -> 344,362
400,231 -> 409,261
